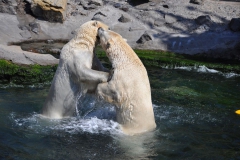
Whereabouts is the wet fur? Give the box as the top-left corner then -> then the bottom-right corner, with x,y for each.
42,21 -> 109,119
96,29 -> 156,135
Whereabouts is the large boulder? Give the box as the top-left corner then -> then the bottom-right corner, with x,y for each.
31,0 -> 67,23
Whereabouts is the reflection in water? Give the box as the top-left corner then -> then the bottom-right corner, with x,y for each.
117,131 -> 157,158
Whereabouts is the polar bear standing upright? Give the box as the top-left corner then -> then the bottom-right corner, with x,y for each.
96,28 -> 156,135
42,21 -> 109,119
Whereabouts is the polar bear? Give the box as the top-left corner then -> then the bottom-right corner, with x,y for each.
96,28 -> 156,135
42,21 -> 109,119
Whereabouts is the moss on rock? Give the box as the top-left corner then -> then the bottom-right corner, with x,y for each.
0,47 -> 240,85
0,60 -> 57,84
97,48 -> 240,73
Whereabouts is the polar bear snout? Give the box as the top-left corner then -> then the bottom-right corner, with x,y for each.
98,27 -> 104,36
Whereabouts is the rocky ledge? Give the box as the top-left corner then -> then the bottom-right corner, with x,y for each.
0,0 -> 240,66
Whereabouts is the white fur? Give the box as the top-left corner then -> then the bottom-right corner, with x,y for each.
96,28 -> 156,135
42,21 -> 109,119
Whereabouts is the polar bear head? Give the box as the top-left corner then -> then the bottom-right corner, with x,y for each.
97,27 -> 127,50
73,21 -> 109,48
97,27 -> 139,67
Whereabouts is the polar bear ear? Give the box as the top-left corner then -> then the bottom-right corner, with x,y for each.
93,21 -> 98,26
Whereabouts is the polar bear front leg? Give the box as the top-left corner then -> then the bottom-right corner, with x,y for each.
68,51 -> 109,83
79,67 -> 109,83
96,82 -> 120,104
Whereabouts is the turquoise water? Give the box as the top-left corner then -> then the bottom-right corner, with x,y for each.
0,67 -> 240,159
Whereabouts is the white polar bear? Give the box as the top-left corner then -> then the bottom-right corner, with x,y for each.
96,28 -> 156,135
42,21 -> 109,119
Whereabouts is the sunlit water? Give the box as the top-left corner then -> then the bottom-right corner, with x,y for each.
0,67 -> 240,159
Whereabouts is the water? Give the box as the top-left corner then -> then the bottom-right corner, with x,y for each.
0,67 -> 240,159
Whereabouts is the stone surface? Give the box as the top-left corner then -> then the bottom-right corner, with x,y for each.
136,32 -> 152,44
195,15 -> 212,26
0,44 -> 58,65
0,0 -> 240,65
113,3 -> 121,8
229,18 -> 240,32
88,0 -> 103,6
0,14 -> 23,44
20,30 -> 32,39
92,11 -> 106,21
120,5 -> 129,12
31,0 -> 67,23
118,14 -> 130,23
154,19 -> 165,27
29,22 -> 39,34
0,5 -> 16,15
189,0 -> 204,5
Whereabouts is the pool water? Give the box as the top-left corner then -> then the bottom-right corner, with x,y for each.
0,67 -> 240,159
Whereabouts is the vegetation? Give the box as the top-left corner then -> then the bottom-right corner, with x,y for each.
0,48 -> 239,85
97,48 -> 240,73
0,60 -> 57,84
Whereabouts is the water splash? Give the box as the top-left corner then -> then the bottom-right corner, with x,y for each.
75,92 -> 83,117
9,112 -> 122,136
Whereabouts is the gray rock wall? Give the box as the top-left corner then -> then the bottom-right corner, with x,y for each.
0,0 -> 240,64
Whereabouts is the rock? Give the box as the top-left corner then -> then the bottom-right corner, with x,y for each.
18,25 -> 29,31
71,11 -> 78,16
113,3 -> 121,8
20,30 -> 32,39
149,2 -> 156,6
163,5 -> 169,9
195,15 -> 211,26
0,44 -> 59,65
136,32 -> 152,44
29,22 -> 39,34
80,0 -> 102,10
88,0 -> 103,6
83,4 -> 97,10
31,0 -> 67,23
154,19 -> 165,27
164,14 -> 178,24
121,5 -> 129,12
0,3 -> 16,15
92,12 -> 106,21
129,0 -> 149,6
118,14 -> 130,23
46,39 -> 54,44
189,0 -> 204,5
229,18 -> 240,32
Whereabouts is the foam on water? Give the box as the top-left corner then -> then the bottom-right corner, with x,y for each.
197,65 -> 219,73
172,65 -> 240,78
9,103 -> 222,137
9,112 -> 122,136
